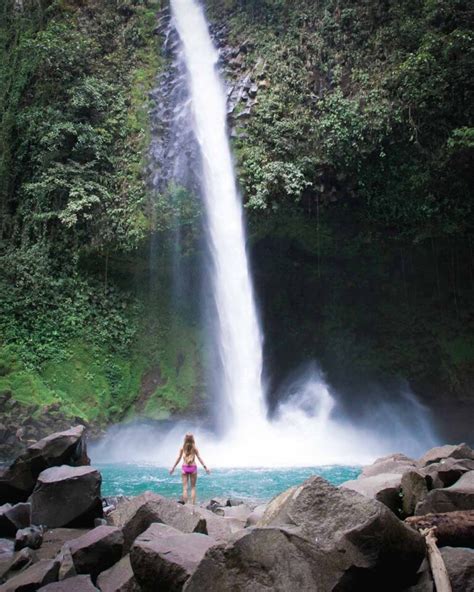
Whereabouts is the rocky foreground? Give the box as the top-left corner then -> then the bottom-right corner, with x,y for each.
0,428 -> 473,591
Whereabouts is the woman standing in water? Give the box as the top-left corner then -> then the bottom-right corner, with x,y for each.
169,433 -> 210,504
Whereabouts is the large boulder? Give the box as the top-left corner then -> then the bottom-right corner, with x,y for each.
38,574 -> 99,591
30,465 -> 102,528
440,546 -> 474,592
401,471 -> 430,516
418,443 -> 474,467
421,458 -> 474,489
96,555 -> 140,592
1,558 -> 59,591
130,523 -> 216,592
184,527 -> 347,592
245,503 -> 267,527
191,507 -> 235,542
361,453 -> 417,478
66,525 -> 123,581
15,526 -> 43,551
0,504 -> 30,537
0,427 -> 89,504
415,470 -> 474,515
257,476 -> 425,589
108,492 -> 206,552
341,473 -> 402,513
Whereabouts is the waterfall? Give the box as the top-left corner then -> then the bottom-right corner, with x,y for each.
171,0 -> 266,431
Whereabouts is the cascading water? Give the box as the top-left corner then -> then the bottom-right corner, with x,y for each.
171,0 -> 266,431
91,1 -> 439,467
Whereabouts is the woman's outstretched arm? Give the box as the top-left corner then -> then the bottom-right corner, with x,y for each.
169,448 -> 183,474
195,448 -> 211,474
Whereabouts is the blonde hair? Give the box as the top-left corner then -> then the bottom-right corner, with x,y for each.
183,433 -> 196,463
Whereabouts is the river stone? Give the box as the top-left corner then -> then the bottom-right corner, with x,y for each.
415,470 -> 474,515
184,527 -> 347,592
361,454 -> 416,478
341,473 -> 402,513
130,523 -> 216,592
0,504 -> 30,537
1,558 -> 59,592
440,546 -> 474,592
0,426 -> 89,504
66,525 -> 123,581
258,475 -> 425,588
418,443 -> 474,467
38,574 -> 99,591
402,470 -> 429,516
30,465 -> 102,528
421,458 -> 474,489
96,555 -> 140,592
108,491 -> 206,553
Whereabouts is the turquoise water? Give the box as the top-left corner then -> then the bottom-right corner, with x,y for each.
98,464 -> 361,502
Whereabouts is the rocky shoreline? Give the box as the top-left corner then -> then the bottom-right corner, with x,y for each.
0,427 -> 473,591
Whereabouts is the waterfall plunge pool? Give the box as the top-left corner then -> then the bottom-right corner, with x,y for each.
98,464 -> 361,502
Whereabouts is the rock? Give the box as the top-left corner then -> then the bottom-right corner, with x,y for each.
8,548 -> 37,572
96,555 -> 139,592
1,558 -> 59,591
341,473 -> 402,513
421,458 -> 474,489
418,443 -> 474,467
245,504 -> 267,527
56,545 -> 76,580
35,528 -> 87,563
360,454 -> 416,478
0,426 -> 89,504
404,558 -> 434,592
66,525 -> 123,581
130,523 -> 216,592
30,465 -> 102,528
14,526 -> 43,551
0,539 -> 14,560
93,519 -> 107,528
0,504 -> 30,537
258,475 -> 425,589
108,491 -> 206,553
440,546 -> 474,592
37,574 -> 99,591
226,498 -> 245,507
415,471 -> 474,515
184,527 -> 346,592
402,471 -> 429,516
191,508 -> 234,542
213,504 -> 252,522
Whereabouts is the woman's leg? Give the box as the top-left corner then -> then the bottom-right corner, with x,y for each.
181,472 -> 188,503
190,472 -> 197,504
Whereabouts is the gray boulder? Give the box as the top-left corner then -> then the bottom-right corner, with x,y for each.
361,453 -> 416,478
0,426 -> 89,504
108,491 -> 206,552
191,507 -> 235,542
1,558 -> 59,591
401,471 -> 429,516
213,504 -> 252,523
440,546 -> 474,592
421,458 -> 474,489
258,476 -> 425,589
96,554 -> 140,592
0,504 -> 30,537
245,503 -> 267,527
66,525 -> 123,581
418,443 -> 474,467
38,574 -> 99,591
130,523 -> 216,592
415,470 -> 474,515
14,526 -> 43,551
184,527 -> 347,592
30,465 -> 102,528
341,473 -> 402,513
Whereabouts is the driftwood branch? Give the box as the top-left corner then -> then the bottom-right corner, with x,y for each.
420,527 -> 452,592
405,510 -> 474,547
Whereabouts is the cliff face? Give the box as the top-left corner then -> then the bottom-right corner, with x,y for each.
0,0 -> 473,444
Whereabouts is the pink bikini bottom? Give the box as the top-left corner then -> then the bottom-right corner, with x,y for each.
182,464 -> 197,474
